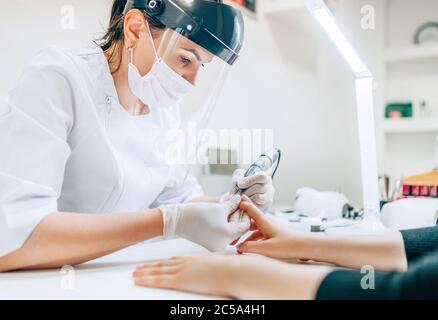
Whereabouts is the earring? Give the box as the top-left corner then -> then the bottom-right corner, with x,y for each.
128,46 -> 135,64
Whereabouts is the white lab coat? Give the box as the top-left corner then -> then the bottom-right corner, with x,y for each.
0,45 -> 204,257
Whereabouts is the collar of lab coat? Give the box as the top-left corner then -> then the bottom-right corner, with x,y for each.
78,42 -> 119,105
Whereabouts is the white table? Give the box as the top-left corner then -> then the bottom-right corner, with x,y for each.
0,218 -> 379,300
0,239 -> 222,300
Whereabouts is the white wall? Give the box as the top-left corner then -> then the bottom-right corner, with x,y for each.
386,0 -> 438,48
0,0 -> 111,98
0,0 -> 384,209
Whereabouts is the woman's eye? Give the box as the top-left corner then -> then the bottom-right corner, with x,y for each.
180,56 -> 192,65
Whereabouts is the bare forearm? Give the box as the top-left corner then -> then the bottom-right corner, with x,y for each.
228,258 -> 331,300
304,232 -> 407,272
0,209 -> 163,272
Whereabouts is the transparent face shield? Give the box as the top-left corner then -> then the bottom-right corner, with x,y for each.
154,28 -> 235,184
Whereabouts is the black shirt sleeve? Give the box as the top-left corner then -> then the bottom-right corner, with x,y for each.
316,226 -> 438,300
316,250 -> 438,300
400,226 -> 438,263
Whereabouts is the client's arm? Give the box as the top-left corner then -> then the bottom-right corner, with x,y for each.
133,201 -> 438,299
133,254 -> 332,300
133,248 -> 438,300
236,200 -> 407,272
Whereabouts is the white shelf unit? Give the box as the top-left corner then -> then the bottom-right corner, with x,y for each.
383,119 -> 438,134
380,0 -> 438,179
384,44 -> 438,63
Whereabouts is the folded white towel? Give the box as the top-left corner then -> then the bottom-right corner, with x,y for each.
381,198 -> 438,230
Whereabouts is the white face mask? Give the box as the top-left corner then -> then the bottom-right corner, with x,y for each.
128,25 -> 194,110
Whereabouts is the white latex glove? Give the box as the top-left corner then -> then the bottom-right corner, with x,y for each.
222,169 -> 275,212
160,195 -> 250,252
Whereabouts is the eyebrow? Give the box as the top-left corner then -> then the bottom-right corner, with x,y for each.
183,48 -> 202,62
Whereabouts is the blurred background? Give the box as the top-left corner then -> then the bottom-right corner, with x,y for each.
1,0 -> 438,211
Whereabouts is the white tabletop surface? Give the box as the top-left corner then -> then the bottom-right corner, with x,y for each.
0,239 -> 223,300
0,218 -> 379,300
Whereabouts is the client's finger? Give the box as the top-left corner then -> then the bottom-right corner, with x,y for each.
243,230 -> 265,242
237,239 -> 269,255
134,275 -> 177,289
242,194 -> 252,203
133,265 -> 181,277
250,218 -> 257,231
136,258 -> 183,270
239,201 -> 270,229
236,231 -> 265,254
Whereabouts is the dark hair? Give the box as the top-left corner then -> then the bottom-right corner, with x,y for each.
99,0 -> 223,73
98,0 -> 166,73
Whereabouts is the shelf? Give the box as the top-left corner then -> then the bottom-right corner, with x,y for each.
384,44 -> 438,63
382,119 -> 438,133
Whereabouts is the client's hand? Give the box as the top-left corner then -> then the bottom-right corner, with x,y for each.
134,254 -> 235,298
236,198 -> 314,260
133,254 -> 331,299
160,195 -> 250,252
